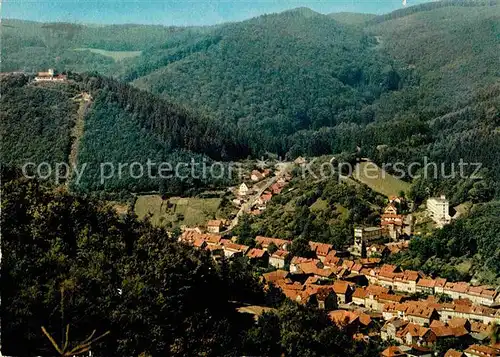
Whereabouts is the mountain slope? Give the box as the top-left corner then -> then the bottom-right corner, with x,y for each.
367,3 -> 500,115
0,73 -> 248,194
1,19 -> 192,75
2,2 -> 500,198
132,9 -> 400,153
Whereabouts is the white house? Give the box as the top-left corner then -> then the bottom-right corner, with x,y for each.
238,183 -> 249,196
427,195 -> 451,227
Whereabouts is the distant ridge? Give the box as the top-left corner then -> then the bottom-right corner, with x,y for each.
369,0 -> 499,23
328,12 -> 376,25
281,7 -> 323,18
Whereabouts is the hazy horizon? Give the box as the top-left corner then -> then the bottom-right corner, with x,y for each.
2,0 -> 434,26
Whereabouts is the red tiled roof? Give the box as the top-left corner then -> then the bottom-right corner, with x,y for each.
465,344 -> 500,357
193,238 -> 207,248
260,192 -> 273,202
405,303 -> 437,319
205,244 -> 223,251
298,263 -> 334,278
207,219 -> 223,227
353,288 -> 367,299
381,346 -> 406,357
360,257 -> 382,266
380,264 -> 398,274
180,231 -> 222,245
444,282 -> 469,293
444,350 -> 465,357
328,310 -> 359,327
246,248 -> 267,259
262,270 -> 289,284
417,279 -> 436,288
351,263 -> 363,272
448,318 -> 468,329
309,241 -> 333,257
384,301 -> 437,319
255,236 -> 291,249
343,260 -> 356,270
270,183 -> 284,194
401,323 -> 432,338
304,276 -> 321,285
220,239 -> 249,253
354,310 -> 372,326
324,254 -> 342,267
271,249 -> 289,259
435,278 -> 447,287
366,285 -> 390,296
332,280 -> 352,295
470,321 -> 492,334
290,257 -> 320,265
431,324 -> 454,337
378,293 -> 407,303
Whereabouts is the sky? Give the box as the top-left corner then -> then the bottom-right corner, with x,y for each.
2,0 -> 434,26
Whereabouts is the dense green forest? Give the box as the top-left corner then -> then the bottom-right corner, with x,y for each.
71,73 -> 248,194
5,2 -> 498,197
1,173 -> 383,356
1,73 -> 248,195
1,19 -> 194,75
2,1 -> 500,289
0,75 -> 80,167
3,2 -> 499,175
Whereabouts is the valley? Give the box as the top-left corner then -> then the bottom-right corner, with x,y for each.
1,1 -> 500,356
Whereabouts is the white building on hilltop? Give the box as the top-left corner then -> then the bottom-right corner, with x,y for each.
35,68 -> 67,82
427,195 -> 451,227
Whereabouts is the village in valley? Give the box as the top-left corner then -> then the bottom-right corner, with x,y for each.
3,2 -> 500,355
177,160 -> 500,357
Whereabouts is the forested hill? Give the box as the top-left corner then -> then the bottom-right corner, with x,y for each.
0,73 -> 248,195
2,1 -> 500,197
130,8 -> 399,152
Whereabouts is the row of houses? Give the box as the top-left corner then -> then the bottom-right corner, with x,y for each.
363,264 -> 500,307
382,344 -> 500,357
261,266 -> 500,357
381,317 -> 500,357
380,306 -> 500,356
262,270 -> 355,309
380,298 -> 500,327
181,231 -> 499,309
251,178 -> 290,214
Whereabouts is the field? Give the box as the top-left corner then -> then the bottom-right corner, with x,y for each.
353,161 -> 410,197
73,48 -> 142,61
134,195 -> 221,227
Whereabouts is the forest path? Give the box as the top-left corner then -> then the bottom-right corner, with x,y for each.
67,93 -> 92,187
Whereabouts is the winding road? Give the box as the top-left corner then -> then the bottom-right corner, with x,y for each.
221,163 -> 292,233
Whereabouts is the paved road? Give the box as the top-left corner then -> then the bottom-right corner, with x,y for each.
221,163 -> 292,233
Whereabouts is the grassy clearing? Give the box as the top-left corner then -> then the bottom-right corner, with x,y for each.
74,48 -> 142,61
456,260 -> 473,275
109,201 -> 129,215
310,198 -> 328,212
353,161 -> 410,197
334,204 -> 349,220
134,195 -> 221,227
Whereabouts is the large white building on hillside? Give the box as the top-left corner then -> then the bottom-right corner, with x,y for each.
426,195 -> 451,227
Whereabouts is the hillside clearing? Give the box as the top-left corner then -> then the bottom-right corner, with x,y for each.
353,161 -> 410,197
134,195 -> 221,227
74,48 -> 142,61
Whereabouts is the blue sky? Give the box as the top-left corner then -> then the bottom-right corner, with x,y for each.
2,0 -> 434,26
